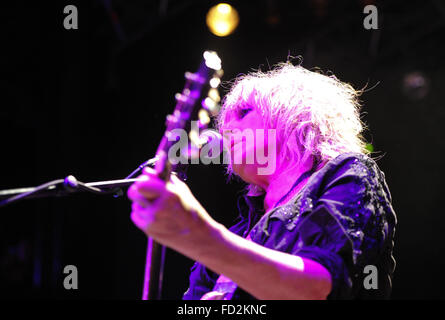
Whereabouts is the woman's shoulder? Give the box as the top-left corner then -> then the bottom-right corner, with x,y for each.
320,152 -> 381,177
298,152 -> 395,223
307,152 -> 389,195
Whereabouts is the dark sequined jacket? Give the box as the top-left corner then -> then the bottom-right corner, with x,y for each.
183,152 -> 397,300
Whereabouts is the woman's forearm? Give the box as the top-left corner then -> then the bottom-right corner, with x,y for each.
128,172 -> 331,299
180,222 -> 332,300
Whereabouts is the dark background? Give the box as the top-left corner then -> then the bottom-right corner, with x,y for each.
0,0 -> 444,299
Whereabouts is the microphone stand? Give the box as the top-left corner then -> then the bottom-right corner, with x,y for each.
0,157 -> 158,206
0,156 -> 182,300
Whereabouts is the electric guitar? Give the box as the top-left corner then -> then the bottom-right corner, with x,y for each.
142,51 -> 223,300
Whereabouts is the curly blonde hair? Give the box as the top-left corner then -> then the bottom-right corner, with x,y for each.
216,62 -> 369,190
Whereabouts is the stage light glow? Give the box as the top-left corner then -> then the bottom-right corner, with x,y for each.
206,3 -> 239,37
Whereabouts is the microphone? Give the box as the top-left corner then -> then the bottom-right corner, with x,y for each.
125,156 -> 159,180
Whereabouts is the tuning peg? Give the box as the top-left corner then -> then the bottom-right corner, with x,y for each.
207,88 -> 220,102
175,93 -> 188,103
189,128 -> 208,148
202,97 -> 220,116
185,71 -> 205,84
198,109 -> 211,128
215,69 -> 224,78
203,51 -> 222,71
210,77 -> 221,88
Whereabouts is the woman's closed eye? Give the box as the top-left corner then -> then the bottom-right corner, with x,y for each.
237,107 -> 252,119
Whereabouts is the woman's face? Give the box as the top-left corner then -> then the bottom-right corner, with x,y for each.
221,106 -> 278,185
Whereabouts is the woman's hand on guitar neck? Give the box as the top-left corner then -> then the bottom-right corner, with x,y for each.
127,167 -> 223,256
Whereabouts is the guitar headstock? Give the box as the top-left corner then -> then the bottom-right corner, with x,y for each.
154,51 -> 223,180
